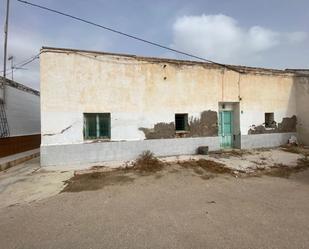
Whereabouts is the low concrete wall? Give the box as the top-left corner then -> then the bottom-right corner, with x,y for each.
241,133 -> 296,149
0,149 -> 40,171
41,133 -> 296,168
41,137 -> 220,167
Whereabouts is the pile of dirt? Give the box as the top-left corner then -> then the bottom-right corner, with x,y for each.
281,145 -> 309,157
62,150 -> 309,192
249,157 -> 309,178
130,151 -> 165,173
62,151 -> 166,192
178,159 -> 235,176
61,171 -> 134,192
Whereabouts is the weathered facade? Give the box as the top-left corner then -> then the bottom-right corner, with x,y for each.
0,77 -> 41,157
40,47 -> 309,167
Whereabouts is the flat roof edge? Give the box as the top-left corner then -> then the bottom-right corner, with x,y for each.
41,46 -> 307,76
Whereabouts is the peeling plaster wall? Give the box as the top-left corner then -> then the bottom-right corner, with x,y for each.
295,77 -> 309,145
139,110 -> 218,139
248,115 -> 297,134
238,73 -> 297,136
40,49 -> 299,150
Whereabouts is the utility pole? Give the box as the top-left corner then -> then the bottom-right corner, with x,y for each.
8,56 -> 13,81
2,0 -> 10,104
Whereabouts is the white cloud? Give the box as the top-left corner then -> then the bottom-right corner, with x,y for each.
171,14 -> 308,66
247,26 -> 279,52
0,28 -> 41,90
284,31 -> 307,43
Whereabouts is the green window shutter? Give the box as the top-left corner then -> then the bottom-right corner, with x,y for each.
99,113 -> 111,138
84,113 -> 111,139
84,113 -> 97,139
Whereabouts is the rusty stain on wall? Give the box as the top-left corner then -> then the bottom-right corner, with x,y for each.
140,110 -> 218,139
248,115 -> 297,134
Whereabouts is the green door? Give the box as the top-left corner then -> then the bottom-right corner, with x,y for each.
219,111 -> 233,148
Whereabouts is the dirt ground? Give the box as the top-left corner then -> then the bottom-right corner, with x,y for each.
0,157 -> 73,208
0,148 -> 308,248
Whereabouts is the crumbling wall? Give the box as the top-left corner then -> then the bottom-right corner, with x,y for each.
41,48 -> 298,147
248,115 -> 297,134
139,110 -> 218,139
139,122 -> 175,139
188,111 -> 218,137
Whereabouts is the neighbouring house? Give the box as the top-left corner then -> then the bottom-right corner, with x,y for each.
40,47 -> 309,167
0,76 -> 41,157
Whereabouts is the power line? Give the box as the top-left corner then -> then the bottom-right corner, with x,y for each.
17,54 -> 39,68
0,53 -> 39,75
16,0 -> 242,73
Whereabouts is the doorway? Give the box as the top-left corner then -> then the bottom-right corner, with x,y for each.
219,110 -> 233,148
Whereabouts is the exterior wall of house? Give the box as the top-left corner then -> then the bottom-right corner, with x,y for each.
5,85 -> 40,136
40,48 -> 301,166
0,79 -> 41,157
295,76 -> 309,145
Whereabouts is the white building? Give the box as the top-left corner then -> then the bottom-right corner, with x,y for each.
40,47 -> 309,167
0,76 -> 40,158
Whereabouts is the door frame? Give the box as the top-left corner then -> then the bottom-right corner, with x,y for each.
219,110 -> 234,149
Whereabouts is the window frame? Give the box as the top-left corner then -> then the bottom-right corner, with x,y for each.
83,113 -> 111,140
264,112 -> 275,128
175,113 -> 189,132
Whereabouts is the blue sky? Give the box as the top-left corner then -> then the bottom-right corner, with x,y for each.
1,0 -> 309,89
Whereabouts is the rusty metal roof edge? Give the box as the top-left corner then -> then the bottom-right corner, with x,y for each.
41,46 -> 306,76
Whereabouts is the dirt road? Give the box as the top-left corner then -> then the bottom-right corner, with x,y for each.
0,163 -> 308,249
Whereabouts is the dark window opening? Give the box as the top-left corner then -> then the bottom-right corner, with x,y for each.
84,113 -> 111,139
265,113 -> 275,128
175,114 -> 188,131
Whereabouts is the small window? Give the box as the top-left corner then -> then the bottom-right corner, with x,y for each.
84,113 -> 111,139
265,113 -> 275,128
175,114 -> 188,131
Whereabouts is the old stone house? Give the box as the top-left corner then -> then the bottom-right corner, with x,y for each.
40,47 -> 309,167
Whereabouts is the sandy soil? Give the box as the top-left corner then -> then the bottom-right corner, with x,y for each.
161,148 -> 306,172
0,161 -> 308,249
0,157 -> 73,208
0,148 -> 307,209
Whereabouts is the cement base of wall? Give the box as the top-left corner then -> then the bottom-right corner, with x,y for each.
241,132 -> 296,149
0,149 -> 40,171
41,137 -> 220,167
41,133 -> 296,168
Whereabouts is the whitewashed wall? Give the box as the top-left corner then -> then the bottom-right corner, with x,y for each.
40,48 -> 298,147
5,85 -> 40,136
296,77 -> 309,145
